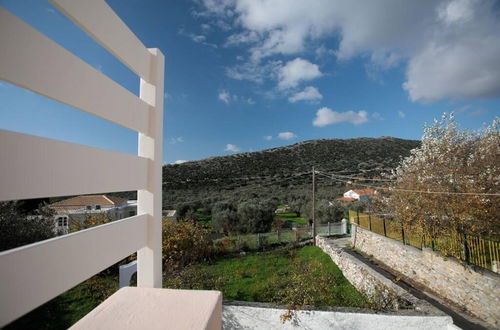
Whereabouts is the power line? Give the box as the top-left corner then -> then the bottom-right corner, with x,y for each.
326,172 -> 396,182
315,170 -> 500,197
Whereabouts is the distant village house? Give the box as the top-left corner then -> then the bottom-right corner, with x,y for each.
48,195 -> 137,233
337,188 -> 376,202
163,209 -> 177,222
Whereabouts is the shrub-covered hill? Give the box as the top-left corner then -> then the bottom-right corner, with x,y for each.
162,137 -> 420,208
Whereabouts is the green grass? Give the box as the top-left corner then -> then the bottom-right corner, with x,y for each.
165,246 -> 369,308
275,212 -> 307,225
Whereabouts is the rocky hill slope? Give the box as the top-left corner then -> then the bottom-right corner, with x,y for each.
162,137 -> 420,208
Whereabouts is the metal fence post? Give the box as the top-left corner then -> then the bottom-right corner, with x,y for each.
368,214 -> 372,231
401,223 -> 405,244
463,233 -> 470,264
383,218 -> 387,237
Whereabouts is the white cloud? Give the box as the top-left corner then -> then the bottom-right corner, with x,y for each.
174,160 -> 188,164
169,137 -> 185,144
201,0 -> 500,102
226,59 -> 281,84
288,86 -> 323,103
264,135 -> 273,141
278,58 -> 322,89
438,0 -> 474,24
278,132 -> 297,140
398,111 -> 406,118
403,37 -> 500,102
313,107 -> 368,127
225,143 -> 240,152
315,45 -> 335,58
201,23 -> 212,33
247,97 -> 255,104
178,27 -> 217,48
218,90 -> 231,104
372,112 -> 384,120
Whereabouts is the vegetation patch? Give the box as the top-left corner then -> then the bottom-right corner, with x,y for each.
164,246 -> 370,310
275,211 -> 307,225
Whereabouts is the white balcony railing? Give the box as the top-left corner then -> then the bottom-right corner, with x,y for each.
0,0 -> 164,325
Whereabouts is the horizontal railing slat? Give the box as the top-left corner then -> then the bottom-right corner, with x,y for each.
0,214 -> 148,326
0,8 -> 150,134
49,0 -> 152,81
0,130 -> 149,201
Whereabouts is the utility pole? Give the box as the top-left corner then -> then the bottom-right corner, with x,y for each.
312,166 -> 316,245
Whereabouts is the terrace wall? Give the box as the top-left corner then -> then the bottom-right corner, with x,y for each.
316,237 -> 440,315
352,225 -> 500,328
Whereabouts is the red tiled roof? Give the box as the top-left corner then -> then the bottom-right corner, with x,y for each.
49,195 -> 127,209
352,188 -> 376,196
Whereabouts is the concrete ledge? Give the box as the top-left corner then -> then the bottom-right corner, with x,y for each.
70,287 -> 222,330
223,304 -> 458,330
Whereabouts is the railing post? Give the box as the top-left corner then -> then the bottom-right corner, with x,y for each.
383,218 -> 387,237
137,49 -> 164,288
401,223 -> 405,244
463,233 -> 470,264
368,214 -> 372,231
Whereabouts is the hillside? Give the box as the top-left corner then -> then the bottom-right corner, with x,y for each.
162,137 -> 420,208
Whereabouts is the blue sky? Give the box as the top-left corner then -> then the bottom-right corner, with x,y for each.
0,0 -> 499,164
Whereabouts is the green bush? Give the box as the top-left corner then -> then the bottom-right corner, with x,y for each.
162,220 -> 213,271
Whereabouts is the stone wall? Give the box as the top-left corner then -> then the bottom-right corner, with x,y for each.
352,225 -> 500,327
316,237 -> 441,316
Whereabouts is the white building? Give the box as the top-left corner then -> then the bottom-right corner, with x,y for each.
338,189 -> 376,202
163,209 -> 177,222
48,195 -> 137,232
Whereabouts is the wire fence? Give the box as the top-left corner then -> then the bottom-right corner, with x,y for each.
212,222 -> 345,253
349,210 -> 500,273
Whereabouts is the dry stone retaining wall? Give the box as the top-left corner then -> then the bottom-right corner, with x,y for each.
351,225 -> 500,327
316,237 -> 440,316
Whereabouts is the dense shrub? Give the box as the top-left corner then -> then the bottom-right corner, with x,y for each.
162,220 -> 213,270
276,259 -> 338,322
70,213 -> 113,232
0,201 -> 55,251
